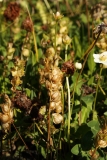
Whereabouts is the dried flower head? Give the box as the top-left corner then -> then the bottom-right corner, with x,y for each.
22,17 -> 33,32
4,2 -> 20,21
12,91 -> 32,112
61,60 -> 75,74
93,22 -> 107,34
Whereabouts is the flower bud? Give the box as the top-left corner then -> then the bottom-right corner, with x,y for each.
63,35 -> 71,45
75,62 -> 82,69
53,12 -> 63,21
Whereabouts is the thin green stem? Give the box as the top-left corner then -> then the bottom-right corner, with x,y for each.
43,0 -> 53,14
93,66 -> 103,119
26,5 -> 39,62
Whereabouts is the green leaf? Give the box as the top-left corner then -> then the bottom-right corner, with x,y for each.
71,72 -> 83,96
88,120 -> 100,135
81,94 -> 94,110
73,36 -> 82,58
104,98 -> 107,105
41,147 -> 46,159
87,49 -> 96,74
81,106 -> 91,123
80,14 -> 87,24
71,144 -> 81,155
75,123 -> 91,138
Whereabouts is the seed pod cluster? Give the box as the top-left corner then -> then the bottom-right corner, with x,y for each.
0,94 -> 13,133
39,52 -> 63,124
95,128 -> 107,148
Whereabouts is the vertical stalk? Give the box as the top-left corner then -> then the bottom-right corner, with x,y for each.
26,5 -> 39,62
93,66 -> 103,119
65,45 -> 71,142
47,106 -> 51,158
66,76 -> 71,141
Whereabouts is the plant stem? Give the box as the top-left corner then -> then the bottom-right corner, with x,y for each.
65,45 -> 71,142
66,76 -> 71,141
93,66 -> 103,119
26,5 -> 39,62
43,0 -> 53,14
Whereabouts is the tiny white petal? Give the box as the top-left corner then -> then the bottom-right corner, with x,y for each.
93,51 -> 107,65
93,54 -> 100,59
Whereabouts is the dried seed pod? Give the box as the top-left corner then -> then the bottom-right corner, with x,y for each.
1,122 -> 10,132
49,102 -> 56,111
9,109 -> 14,119
1,104 -> 10,114
4,94 -> 11,108
52,113 -> 63,124
98,140 -> 107,148
49,91 -> 61,102
51,74 -> 62,83
45,80 -> 51,89
51,83 -> 62,90
55,106 -> 62,113
45,47 -> 55,59
0,114 -> 10,123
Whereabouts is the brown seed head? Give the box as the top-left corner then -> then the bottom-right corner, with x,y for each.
4,2 -> 20,21
61,60 -> 75,75
22,17 -> 33,32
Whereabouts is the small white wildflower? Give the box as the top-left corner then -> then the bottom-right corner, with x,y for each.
75,62 -> 82,69
53,12 -> 63,20
93,51 -> 107,65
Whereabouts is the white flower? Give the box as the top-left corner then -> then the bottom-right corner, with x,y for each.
93,52 -> 107,65
75,62 -> 82,69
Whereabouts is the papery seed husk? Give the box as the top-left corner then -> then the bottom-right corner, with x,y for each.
51,91 -> 61,98
51,75 -> 61,83
9,109 -> 13,119
45,80 -> 51,89
52,113 -> 63,124
1,122 -> 10,132
55,105 -> 62,113
0,114 -> 10,123
51,83 -> 62,90
1,104 -> 10,114
98,140 -> 107,148
50,102 -> 56,110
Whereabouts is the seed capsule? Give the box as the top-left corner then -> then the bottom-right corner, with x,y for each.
0,114 -> 10,123
52,113 -> 63,124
